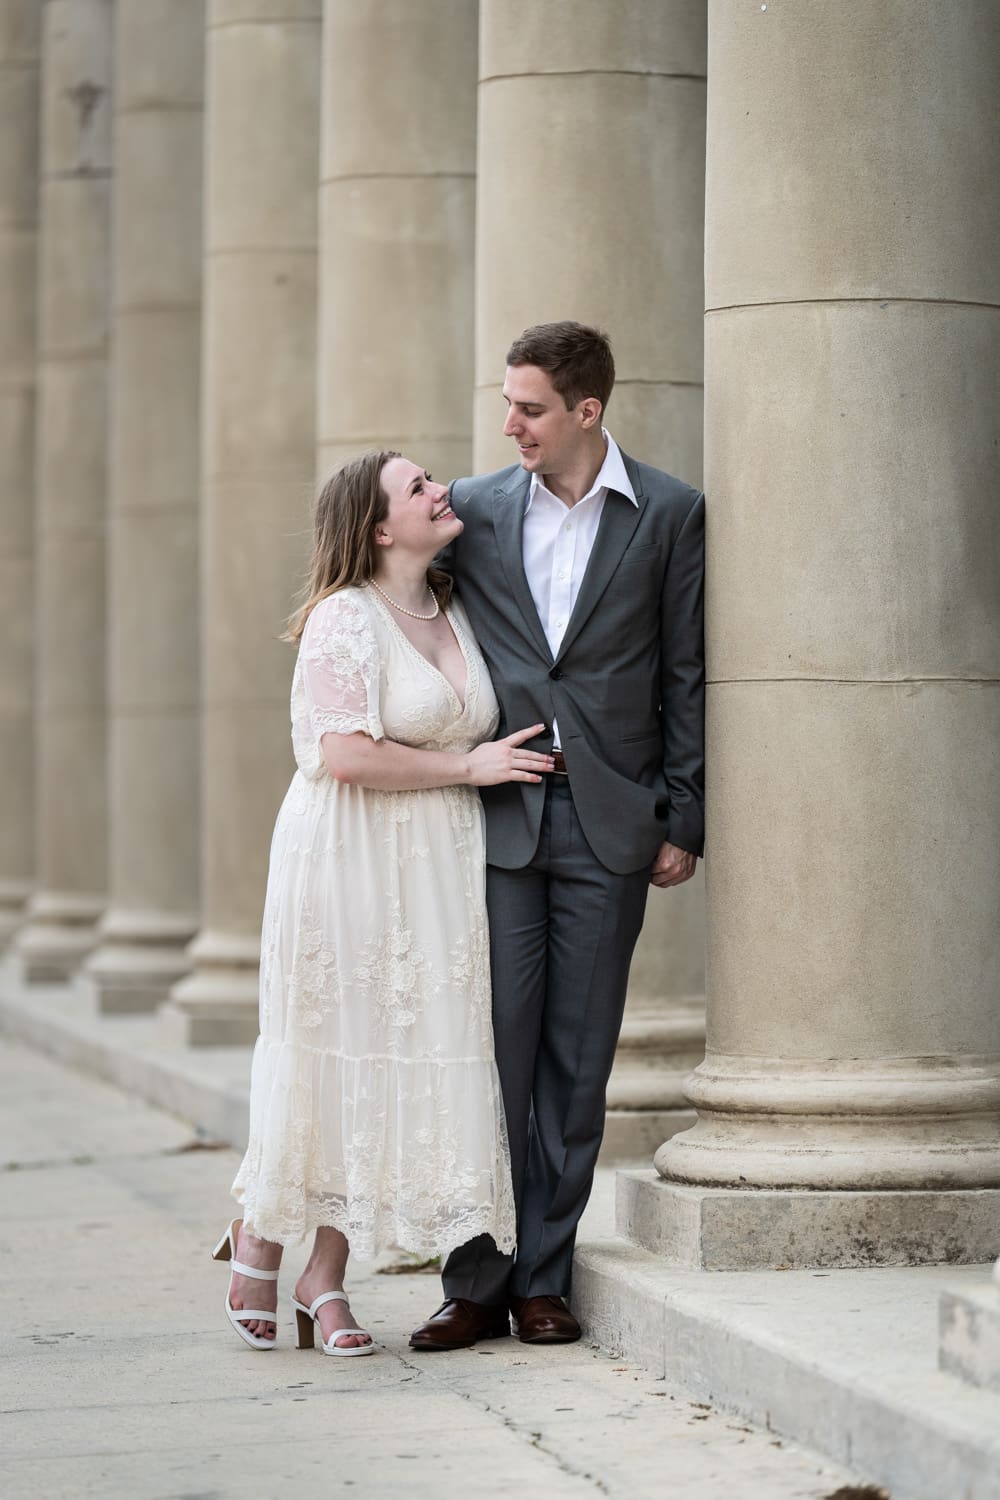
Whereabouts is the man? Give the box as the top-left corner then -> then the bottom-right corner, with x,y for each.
410,322 -> 704,1350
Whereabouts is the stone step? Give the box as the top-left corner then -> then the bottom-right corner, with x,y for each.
573,1223 -> 1000,1500
940,1278 -> 1000,1395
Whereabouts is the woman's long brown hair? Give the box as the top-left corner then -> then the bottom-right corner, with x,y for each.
284,450 -> 452,642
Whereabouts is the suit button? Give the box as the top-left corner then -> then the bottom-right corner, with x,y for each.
549,667 -> 563,680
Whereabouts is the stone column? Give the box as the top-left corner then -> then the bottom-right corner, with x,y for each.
14,0 -> 113,981
161,0 -> 320,1045
79,1 -> 204,1012
0,3 -> 41,947
477,1 -> 708,1161
474,0 -> 705,478
317,0 -> 476,483
630,0 -> 1000,1269
604,877 -> 704,1162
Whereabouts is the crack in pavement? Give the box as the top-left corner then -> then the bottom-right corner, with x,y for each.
393,1347 -> 613,1495
3,1138 -> 227,1173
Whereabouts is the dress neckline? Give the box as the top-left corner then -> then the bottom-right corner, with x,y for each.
365,586 -> 471,715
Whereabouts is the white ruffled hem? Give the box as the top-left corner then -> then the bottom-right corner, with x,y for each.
230,1036 -> 517,1259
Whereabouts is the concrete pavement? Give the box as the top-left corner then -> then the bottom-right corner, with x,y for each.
0,1036 -> 875,1500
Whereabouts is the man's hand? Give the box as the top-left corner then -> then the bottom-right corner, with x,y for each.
650,840 -> 697,889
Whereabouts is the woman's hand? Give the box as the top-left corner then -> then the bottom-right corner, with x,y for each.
466,724 -> 555,786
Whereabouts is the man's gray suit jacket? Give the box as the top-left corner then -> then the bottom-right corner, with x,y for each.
446,452 -> 705,876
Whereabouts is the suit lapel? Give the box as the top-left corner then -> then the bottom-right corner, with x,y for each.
555,458 -> 647,662
492,470 -> 553,662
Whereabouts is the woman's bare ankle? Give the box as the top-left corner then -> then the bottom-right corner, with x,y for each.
293,1270 -> 369,1346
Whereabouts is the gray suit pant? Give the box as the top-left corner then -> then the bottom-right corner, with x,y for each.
443,777 -> 650,1305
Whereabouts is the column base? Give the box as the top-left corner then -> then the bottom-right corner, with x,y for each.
159,995 -> 259,1047
617,1170 -> 1000,1270
79,951 -> 193,1015
160,928 -> 260,1046
657,1054 -> 1000,1190
79,907 -> 196,1014
600,1108 -> 697,1166
603,1001 -> 703,1162
939,1277 -> 1000,1394
0,880 -> 31,952
11,890 -> 104,983
607,1002 -> 704,1109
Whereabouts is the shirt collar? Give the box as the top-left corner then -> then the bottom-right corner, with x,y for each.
526,429 -> 638,511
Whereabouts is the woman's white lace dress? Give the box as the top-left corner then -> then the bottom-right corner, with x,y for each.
231,585 -> 516,1258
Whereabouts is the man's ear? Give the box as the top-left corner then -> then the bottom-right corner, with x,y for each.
578,397 -> 603,430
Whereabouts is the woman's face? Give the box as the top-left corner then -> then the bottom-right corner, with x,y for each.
377,456 -> 463,558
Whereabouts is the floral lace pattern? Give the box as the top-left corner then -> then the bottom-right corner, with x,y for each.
232,587 -> 514,1257
290,590 -> 384,779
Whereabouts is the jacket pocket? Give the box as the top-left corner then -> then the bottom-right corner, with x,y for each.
618,543 -> 663,566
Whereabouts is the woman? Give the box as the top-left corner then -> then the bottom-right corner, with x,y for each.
213,451 -> 553,1355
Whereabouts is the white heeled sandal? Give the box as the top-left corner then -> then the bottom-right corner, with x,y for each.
212,1218 -> 280,1351
290,1290 -> 376,1357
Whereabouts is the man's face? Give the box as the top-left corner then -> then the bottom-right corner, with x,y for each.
501,364 -> 590,479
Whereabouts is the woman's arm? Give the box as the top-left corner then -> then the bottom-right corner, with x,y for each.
323,723 -> 553,791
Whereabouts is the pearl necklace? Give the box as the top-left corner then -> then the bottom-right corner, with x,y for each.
370,579 -> 440,620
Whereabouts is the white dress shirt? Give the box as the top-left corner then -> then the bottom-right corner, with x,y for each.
522,430 -> 638,747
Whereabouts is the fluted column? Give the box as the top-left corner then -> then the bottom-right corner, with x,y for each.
14,0 -> 112,981
477,1 -> 708,1160
636,1 -> 1000,1268
0,3 -> 41,948
80,1 -> 204,1013
317,0 -> 476,481
161,0 -> 320,1045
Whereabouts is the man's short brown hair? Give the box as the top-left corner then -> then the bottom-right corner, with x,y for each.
505,321 -> 615,412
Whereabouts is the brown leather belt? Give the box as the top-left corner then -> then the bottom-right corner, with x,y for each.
551,750 -> 569,775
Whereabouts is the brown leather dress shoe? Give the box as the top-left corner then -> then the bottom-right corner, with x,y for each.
409,1298 -> 510,1351
510,1295 -> 581,1344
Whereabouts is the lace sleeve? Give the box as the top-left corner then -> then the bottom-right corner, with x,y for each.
300,591 -> 384,745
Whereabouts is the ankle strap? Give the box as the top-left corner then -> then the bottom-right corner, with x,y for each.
231,1258 -> 279,1281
